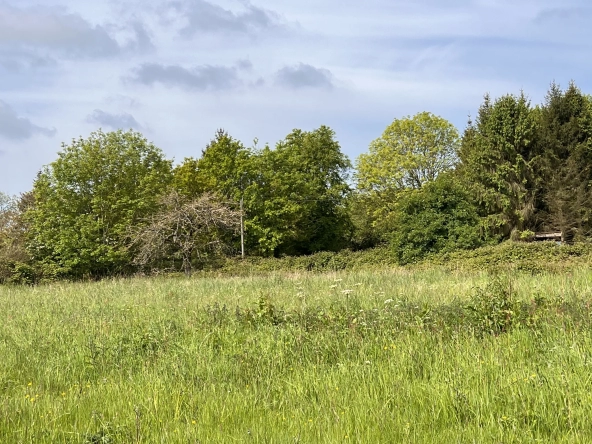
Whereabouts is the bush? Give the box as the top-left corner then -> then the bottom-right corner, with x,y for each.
429,241 -> 592,273
389,174 -> 488,264
466,277 -> 520,336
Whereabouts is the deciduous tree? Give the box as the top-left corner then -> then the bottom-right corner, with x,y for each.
246,126 -> 352,256
129,191 -> 241,274
355,112 -> 459,239
389,174 -> 485,264
27,130 -> 173,278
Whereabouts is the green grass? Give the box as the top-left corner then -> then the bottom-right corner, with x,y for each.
2,268 -> 592,442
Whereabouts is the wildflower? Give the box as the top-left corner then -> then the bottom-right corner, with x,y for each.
27,382 -> 32,386
342,289 -> 353,295
384,299 -> 394,304
192,420 -> 196,424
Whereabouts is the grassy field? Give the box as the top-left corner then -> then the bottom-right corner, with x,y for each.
2,267 -> 592,442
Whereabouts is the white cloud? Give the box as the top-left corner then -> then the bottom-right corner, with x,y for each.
128,62 -> 243,91
86,109 -> 142,130
275,63 -> 334,90
0,100 -> 55,140
0,4 -> 120,57
1,0 -> 592,195
0,3 -> 153,60
168,0 -> 285,38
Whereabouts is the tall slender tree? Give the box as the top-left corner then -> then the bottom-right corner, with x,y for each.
459,93 -> 540,237
536,82 -> 592,239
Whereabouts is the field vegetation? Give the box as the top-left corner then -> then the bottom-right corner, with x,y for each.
2,79 -> 592,442
3,261 -> 592,442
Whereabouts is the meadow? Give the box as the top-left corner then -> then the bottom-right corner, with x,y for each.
2,266 -> 592,443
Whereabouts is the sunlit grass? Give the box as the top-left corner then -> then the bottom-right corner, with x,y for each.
2,268 -> 592,442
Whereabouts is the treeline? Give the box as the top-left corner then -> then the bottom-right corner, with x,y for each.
1,82 -> 591,283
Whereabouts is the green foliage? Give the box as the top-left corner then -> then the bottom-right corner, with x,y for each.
389,174 -> 486,264
0,192 -> 34,284
429,241 -> 592,273
6,81 -> 592,283
536,82 -> 592,238
357,111 -> 460,193
173,129 -> 251,201
466,277 -> 520,336
4,270 -> 592,441
356,112 -> 460,240
346,193 -> 384,249
172,127 -> 352,258
459,93 -> 540,236
26,130 -> 173,278
245,126 -> 352,256
210,240 -> 592,277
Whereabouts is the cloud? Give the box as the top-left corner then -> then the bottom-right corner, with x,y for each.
0,4 -> 153,59
127,21 -> 155,53
0,101 -> 56,141
534,7 -> 592,24
0,50 -> 56,72
128,62 -> 242,90
105,94 -> 141,109
236,59 -> 253,71
275,63 -> 334,90
86,109 -> 142,130
169,0 -> 283,37
0,4 -> 119,57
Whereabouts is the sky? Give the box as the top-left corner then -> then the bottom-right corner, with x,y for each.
1,0 -> 591,195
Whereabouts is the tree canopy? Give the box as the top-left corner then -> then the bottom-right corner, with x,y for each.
355,112 -> 460,241
26,130 -> 173,278
458,93 -> 540,237
245,126 -> 352,256
3,80 -> 592,282
357,112 -> 459,194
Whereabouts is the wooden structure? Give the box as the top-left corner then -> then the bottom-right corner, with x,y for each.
533,232 -> 563,243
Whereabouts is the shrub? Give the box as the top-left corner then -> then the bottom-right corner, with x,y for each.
389,174 -> 487,264
466,277 -> 520,336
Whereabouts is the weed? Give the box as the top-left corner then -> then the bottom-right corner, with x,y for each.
466,276 -> 520,336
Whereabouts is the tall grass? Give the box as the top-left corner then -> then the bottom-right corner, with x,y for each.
2,268 -> 592,442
